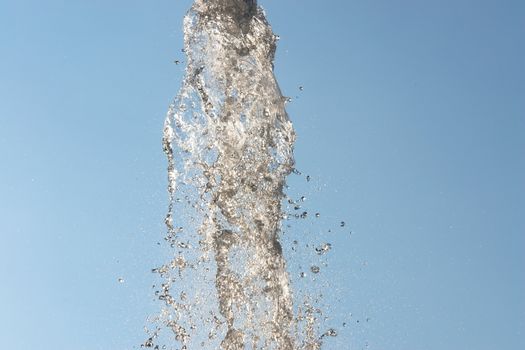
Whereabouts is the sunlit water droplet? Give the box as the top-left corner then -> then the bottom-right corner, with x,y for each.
315,243 -> 332,255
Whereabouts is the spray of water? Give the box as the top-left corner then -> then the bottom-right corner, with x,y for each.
147,1 -> 333,349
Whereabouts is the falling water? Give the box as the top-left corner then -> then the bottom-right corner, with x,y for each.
147,1 -> 335,349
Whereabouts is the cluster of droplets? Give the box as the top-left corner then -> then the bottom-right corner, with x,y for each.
278,168 -> 357,350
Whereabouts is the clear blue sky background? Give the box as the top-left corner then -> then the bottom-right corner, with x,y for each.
0,1 -> 524,349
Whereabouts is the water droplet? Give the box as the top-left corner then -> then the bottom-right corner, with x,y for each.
315,243 -> 332,255
144,338 -> 154,348
326,328 -> 337,337
177,242 -> 189,249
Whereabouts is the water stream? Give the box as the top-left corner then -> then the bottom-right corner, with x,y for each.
147,1 -> 330,349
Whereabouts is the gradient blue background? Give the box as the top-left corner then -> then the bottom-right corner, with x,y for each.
1,1 -> 523,349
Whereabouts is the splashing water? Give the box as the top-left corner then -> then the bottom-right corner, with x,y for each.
148,1 -> 335,349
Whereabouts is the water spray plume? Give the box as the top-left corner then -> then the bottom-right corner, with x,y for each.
149,1 -> 325,349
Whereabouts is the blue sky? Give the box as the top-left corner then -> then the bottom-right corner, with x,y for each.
0,1 -> 524,349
